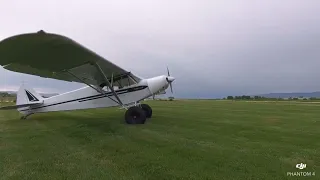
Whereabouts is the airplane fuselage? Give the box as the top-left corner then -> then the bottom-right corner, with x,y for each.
18,75 -> 172,115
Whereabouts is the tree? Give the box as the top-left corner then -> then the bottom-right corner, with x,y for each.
227,96 -> 234,100
0,92 -> 10,97
234,96 -> 241,100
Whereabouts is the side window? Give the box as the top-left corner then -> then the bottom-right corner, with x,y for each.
102,86 -> 119,91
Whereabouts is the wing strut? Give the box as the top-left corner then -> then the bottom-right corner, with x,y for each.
128,73 -> 138,84
93,63 -> 124,107
65,70 -> 120,105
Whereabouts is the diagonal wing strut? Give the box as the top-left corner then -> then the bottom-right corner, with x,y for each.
93,63 -> 124,107
64,68 -> 123,107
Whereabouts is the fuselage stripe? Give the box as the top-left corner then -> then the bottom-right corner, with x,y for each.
19,85 -> 148,112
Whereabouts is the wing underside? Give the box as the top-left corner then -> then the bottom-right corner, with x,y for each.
0,31 -> 141,87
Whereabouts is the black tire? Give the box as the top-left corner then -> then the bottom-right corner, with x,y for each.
141,104 -> 152,118
125,106 -> 147,124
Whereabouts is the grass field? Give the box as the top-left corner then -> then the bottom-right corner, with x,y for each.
0,100 -> 319,180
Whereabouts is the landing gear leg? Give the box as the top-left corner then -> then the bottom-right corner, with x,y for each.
20,113 -> 33,120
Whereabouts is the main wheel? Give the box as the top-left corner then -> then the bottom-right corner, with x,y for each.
140,104 -> 152,118
125,106 -> 147,124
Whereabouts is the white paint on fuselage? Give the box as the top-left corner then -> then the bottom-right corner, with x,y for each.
19,75 -> 173,115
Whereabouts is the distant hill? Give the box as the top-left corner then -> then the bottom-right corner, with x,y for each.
256,92 -> 320,98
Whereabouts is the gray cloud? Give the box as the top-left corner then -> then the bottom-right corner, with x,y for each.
1,0 -> 320,98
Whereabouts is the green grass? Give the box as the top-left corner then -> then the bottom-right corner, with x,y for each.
0,100 -> 319,180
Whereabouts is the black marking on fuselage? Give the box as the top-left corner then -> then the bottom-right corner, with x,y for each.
19,85 -> 148,112
25,90 -> 39,102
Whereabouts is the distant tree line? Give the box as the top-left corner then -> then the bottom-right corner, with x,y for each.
0,92 -> 16,103
0,92 -> 14,97
226,95 -> 270,100
225,95 -> 320,101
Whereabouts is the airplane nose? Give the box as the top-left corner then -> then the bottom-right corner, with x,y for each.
166,76 -> 175,82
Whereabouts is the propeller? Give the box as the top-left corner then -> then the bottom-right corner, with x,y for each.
165,67 -> 175,93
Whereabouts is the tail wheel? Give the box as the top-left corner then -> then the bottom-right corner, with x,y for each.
125,106 -> 146,124
141,104 -> 152,118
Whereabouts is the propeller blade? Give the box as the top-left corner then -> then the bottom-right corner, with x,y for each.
166,66 -> 173,93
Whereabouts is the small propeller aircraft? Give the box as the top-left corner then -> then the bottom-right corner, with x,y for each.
0,30 -> 175,124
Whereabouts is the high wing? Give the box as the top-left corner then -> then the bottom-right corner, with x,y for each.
0,30 -> 141,87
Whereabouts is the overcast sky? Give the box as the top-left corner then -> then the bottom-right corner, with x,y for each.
1,0 -> 320,98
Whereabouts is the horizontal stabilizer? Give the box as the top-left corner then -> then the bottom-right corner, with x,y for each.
0,102 -> 43,110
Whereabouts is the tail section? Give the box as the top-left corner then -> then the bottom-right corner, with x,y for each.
0,85 -> 44,111
17,84 -> 44,105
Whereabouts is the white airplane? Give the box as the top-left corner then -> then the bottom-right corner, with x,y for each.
0,30 -> 175,124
